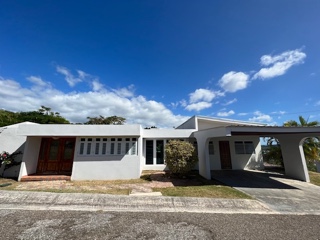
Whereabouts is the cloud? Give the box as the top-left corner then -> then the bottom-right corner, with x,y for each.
184,88 -> 223,111
0,76 -> 189,128
222,98 -> 237,106
26,76 -> 48,87
56,65 -> 83,87
217,110 -> 235,117
249,111 -> 273,123
253,49 -> 306,80
189,89 -> 216,103
185,102 -> 212,111
218,71 -> 249,93
238,112 -> 248,116
113,85 -> 135,98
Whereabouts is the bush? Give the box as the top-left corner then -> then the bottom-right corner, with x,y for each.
165,140 -> 198,176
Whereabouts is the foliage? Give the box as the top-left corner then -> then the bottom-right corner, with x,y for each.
164,140 -> 198,176
0,151 -> 22,176
85,115 -> 126,125
264,116 -> 320,170
0,106 -> 69,127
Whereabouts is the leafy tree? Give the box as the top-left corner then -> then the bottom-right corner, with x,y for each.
264,116 -> 320,170
0,107 -> 69,127
0,151 -> 22,177
85,115 -> 126,125
164,140 -> 198,176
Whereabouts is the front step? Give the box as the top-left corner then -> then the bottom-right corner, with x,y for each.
20,175 -> 71,182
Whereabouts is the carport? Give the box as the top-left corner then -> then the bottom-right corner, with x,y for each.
194,126 -> 320,182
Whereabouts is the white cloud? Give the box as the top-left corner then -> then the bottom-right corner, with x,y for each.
217,110 -> 235,117
0,76 -> 189,128
249,111 -> 273,123
113,84 -> 135,98
27,76 -> 48,87
56,65 -> 82,87
183,88 -> 222,112
238,112 -> 248,116
218,71 -> 249,93
189,89 -> 216,103
253,49 -> 306,80
185,102 -> 212,111
315,101 -> 320,106
222,98 -> 237,106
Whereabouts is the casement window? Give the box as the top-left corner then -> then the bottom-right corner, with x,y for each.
235,141 -> 255,154
208,141 -> 214,155
79,137 -> 137,156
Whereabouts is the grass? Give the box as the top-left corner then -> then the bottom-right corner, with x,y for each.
309,171 -> 320,186
153,185 -> 251,198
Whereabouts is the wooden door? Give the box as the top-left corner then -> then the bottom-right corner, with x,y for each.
37,138 -> 75,174
219,141 -> 232,169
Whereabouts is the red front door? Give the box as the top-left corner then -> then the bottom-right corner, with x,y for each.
219,141 -> 232,170
37,138 -> 75,174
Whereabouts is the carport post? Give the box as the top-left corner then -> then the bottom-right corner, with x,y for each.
195,136 -> 211,180
277,135 -> 310,182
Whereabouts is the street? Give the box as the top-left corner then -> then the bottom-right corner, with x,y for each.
1,209 -> 320,240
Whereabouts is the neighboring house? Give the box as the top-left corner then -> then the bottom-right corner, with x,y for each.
2,116 -> 320,182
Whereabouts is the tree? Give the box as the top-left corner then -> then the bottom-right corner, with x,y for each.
85,115 -> 126,125
264,116 -> 320,170
164,140 -> 198,176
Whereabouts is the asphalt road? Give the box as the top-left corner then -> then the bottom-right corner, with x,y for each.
1,209 -> 320,240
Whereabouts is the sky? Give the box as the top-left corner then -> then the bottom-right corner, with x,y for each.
0,0 -> 320,128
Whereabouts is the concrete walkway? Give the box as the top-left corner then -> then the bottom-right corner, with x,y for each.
212,170 -> 320,215
0,190 -> 273,214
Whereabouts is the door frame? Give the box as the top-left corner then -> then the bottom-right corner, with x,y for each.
219,141 -> 232,170
36,137 -> 76,175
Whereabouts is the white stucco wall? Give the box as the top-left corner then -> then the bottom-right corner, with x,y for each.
0,123 -> 34,178
71,137 -> 141,180
18,136 -> 42,180
206,136 -> 263,171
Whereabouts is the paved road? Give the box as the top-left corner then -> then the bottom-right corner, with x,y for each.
1,209 -> 320,240
212,170 -> 320,214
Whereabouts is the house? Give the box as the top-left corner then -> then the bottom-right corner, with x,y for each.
1,116 -> 319,182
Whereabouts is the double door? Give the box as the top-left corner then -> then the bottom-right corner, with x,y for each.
37,138 -> 75,174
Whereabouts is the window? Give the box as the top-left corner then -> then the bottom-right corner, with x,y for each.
78,137 -> 137,156
235,141 -> 255,154
208,141 -> 214,155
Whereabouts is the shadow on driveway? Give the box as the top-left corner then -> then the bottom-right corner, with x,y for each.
211,170 -> 298,189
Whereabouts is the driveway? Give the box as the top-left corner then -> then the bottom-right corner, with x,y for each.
212,170 -> 320,214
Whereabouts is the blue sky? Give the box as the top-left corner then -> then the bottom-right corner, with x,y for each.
0,1 -> 319,127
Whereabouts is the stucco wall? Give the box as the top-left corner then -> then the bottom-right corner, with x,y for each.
71,137 -> 141,180
18,136 -> 42,180
208,136 -> 263,170
0,124 -> 28,178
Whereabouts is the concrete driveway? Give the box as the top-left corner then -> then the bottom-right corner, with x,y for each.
212,170 -> 320,214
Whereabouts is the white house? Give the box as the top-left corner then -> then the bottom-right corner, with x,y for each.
1,116 -> 319,182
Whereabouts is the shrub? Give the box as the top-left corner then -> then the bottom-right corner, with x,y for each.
165,140 -> 198,176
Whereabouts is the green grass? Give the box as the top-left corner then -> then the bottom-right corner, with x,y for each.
153,185 -> 251,199
309,171 -> 320,186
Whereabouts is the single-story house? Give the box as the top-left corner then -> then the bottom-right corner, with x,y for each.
1,116 -> 320,182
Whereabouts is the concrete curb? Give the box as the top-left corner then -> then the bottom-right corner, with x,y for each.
0,190 -> 275,214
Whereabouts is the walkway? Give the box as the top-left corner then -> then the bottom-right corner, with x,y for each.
212,170 -> 320,214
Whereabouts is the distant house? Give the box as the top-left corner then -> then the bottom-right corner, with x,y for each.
1,116 -> 319,182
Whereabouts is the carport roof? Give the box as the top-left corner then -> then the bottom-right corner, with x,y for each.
225,125 -> 320,136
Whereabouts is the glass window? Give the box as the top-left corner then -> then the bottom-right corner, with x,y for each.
102,142 -> 107,154
86,142 -> 92,154
95,142 -> 100,154
79,142 -> 85,155
117,143 -> 122,154
235,141 -> 254,154
110,143 -> 115,155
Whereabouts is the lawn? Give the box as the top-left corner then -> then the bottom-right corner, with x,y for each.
309,171 -> 320,186
153,185 -> 251,199
0,173 -> 252,199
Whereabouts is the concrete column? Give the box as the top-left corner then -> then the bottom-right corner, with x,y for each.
195,136 -> 211,180
18,136 -> 42,181
277,135 -> 310,182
